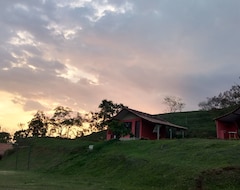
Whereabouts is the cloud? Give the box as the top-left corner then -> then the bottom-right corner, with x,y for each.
23,100 -> 47,112
1,0 -> 240,132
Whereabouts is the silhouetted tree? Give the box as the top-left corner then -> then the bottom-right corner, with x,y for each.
199,82 -> 240,110
49,106 -> 83,138
28,111 -> 48,137
85,112 -> 99,132
163,96 -> 185,112
89,99 -> 126,130
0,132 -> 11,143
13,129 -> 29,142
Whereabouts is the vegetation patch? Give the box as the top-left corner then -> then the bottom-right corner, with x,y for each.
196,166 -> 240,190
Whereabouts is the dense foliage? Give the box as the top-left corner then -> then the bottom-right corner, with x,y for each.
199,82 -> 240,110
28,111 -> 48,137
48,106 -> 83,138
0,132 -> 11,143
14,106 -> 84,141
13,99 -> 126,141
88,99 -> 126,130
108,120 -> 132,139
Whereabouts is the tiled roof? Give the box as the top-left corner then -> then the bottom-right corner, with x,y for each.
114,108 -> 187,130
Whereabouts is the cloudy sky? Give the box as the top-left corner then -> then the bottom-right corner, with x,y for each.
1,0 -> 240,133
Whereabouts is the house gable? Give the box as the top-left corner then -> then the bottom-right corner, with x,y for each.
215,106 -> 240,139
107,108 -> 187,140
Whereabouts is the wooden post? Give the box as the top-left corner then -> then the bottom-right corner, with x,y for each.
169,128 -> 172,139
182,130 -> 185,138
157,125 -> 160,140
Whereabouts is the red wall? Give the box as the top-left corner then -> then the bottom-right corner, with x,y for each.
107,117 -> 169,140
107,118 -> 160,140
216,120 -> 238,139
106,129 -> 113,140
106,118 -> 142,140
141,120 -> 157,140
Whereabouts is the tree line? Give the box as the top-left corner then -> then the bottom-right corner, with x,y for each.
0,96 -> 186,143
11,99 -> 125,142
199,79 -> 240,110
2,78 -> 239,144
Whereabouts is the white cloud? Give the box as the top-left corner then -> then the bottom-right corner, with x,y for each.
8,31 -> 39,46
58,62 -> 99,84
56,0 -> 92,9
56,0 -> 133,22
88,1 -> 133,22
46,22 -> 82,40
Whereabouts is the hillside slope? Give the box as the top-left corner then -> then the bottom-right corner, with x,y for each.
157,108 -> 233,138
1,138 -> 240,189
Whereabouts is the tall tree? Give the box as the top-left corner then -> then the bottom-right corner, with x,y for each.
89,99 -> 126,130
163,96 -> 185,112
28,111 -> 48,137
49,106 -> 83,138
67,112 -> 84,138
86,112 -> 100,132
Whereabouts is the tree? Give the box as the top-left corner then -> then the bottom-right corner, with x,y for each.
89,99 -> 126,130
199,83 -> 240,110
65,112 -> 84,138
28,111 -> 48,137
108,120 -> 131,140
49,106 -> 73,137
0,132 -> 11,143
13,129 -> 29,142
49,106 -> 83,138
163,96 -> 185,112
85,111 -> 100,132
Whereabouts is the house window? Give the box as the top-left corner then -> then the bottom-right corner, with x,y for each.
124,122 -> 132,131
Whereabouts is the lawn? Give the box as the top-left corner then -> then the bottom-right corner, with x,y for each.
0,170 -> 110,190
1,137 -> 240,189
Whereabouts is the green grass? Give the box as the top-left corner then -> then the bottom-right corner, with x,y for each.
1,137 -> 240,189
0,107 -> 238,189
157,108 -> 234,138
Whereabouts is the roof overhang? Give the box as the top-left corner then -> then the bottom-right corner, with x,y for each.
215,106 -> 240,122
113,108 -> 188,130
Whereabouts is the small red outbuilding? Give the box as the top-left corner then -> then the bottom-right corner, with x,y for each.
106,108 -> 187,140
215,106 -> 240,139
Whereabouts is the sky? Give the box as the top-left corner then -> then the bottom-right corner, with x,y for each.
1,0 -> 240,133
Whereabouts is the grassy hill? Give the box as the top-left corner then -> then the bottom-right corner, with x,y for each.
1,137 -> 240,189
157,107 -> 234,138
0,107 -> 238,189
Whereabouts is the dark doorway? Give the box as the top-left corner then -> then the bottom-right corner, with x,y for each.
135,121 -> 140,138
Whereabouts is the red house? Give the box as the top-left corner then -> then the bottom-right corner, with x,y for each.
106,108 -> 187,140
215,106 -> 240,140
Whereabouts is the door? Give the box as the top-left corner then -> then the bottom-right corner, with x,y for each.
135,120 -> 140,138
